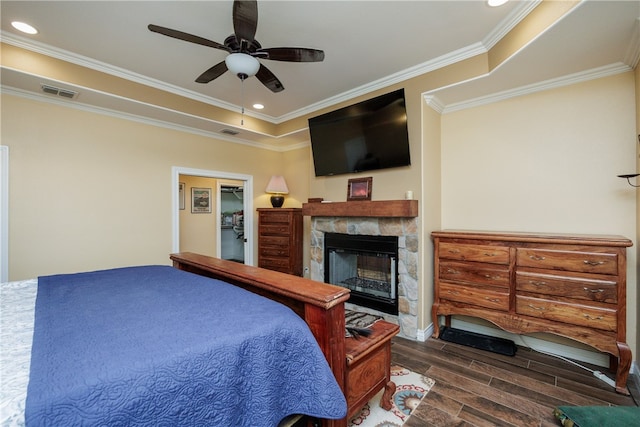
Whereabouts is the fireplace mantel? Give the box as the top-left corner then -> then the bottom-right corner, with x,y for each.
302,200 -> 418,218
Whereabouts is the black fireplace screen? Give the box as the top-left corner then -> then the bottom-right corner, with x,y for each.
324,233 -> 398,315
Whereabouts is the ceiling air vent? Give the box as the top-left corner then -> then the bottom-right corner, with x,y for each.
41,84 -> 78,99
220,128 -> 240,136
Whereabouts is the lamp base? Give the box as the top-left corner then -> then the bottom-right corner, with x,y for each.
270,195 -> 285,208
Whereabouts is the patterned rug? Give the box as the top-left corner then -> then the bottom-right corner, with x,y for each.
348,366 -> 435,427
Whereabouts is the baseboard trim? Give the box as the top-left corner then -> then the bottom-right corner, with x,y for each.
416,323 -> 433,342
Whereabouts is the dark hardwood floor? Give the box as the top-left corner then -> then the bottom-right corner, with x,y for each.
391,336 -> 639,426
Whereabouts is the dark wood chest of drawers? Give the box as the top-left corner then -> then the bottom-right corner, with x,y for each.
257,208 -> 303,276
431,230 -> 633,394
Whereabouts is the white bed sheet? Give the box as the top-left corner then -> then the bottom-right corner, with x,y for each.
0,279 -> 37,427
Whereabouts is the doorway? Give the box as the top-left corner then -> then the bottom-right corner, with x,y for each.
218,180 -> 245,263
172,167 -> 253,266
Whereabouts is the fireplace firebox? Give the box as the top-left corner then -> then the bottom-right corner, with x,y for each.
324,233 -> 398,315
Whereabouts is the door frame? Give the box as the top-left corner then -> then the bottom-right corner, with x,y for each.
172,166 -> 254,266
0,146 -> 8,282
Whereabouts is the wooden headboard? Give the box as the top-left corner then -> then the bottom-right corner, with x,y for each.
170,252 -> 350,427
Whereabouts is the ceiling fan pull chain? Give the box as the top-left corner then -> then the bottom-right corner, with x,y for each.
241,74 -> 245,126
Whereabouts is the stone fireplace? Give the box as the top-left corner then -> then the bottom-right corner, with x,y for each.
303,200 -> 419,338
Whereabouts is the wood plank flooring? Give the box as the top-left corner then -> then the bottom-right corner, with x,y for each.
391,336 -> 639,426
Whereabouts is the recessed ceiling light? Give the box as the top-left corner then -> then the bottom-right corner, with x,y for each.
11,21 -> 38,34
253,103 -> 264,110
487,0 -> 509,6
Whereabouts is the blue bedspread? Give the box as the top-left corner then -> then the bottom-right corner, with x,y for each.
26,266 -> 346,426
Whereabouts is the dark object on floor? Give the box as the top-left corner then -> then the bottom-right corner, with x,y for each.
439,326 -> 517,356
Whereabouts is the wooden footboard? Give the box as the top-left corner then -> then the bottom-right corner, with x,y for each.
170,252 -> 350,427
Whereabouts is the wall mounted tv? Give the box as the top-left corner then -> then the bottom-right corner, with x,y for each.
308,88 -> 411,177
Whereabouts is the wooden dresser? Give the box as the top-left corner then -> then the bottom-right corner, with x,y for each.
431,230 -> 633,394
257,208 -> 303,276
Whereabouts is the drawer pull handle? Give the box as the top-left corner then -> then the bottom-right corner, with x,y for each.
485,297 -> 500,303
446,269 -> 459,275
583,314 -> 604,321
446,290 -> 459,295
484,252 -> 497,257
583,260 -> 605,266
527,304 -> 545,311
530,281 -> 547,286
583,287 -> 605,294
447,249 -> 461,254
529,255 -> 546,261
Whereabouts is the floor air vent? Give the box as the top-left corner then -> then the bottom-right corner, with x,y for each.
41,84 -> 78,99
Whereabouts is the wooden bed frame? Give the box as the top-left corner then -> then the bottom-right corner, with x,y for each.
171,252 -> 351,427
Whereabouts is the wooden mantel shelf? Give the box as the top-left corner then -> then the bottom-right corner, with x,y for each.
302,199 -> 418,218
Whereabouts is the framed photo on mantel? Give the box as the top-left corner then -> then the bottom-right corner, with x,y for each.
347,177 -> 372,201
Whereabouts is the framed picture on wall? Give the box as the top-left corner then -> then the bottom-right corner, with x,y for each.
191,187 -> 212,213
347,177 -> 372,201
179,182 -> 185,210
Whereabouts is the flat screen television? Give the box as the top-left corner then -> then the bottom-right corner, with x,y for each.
308,89 -> 411,177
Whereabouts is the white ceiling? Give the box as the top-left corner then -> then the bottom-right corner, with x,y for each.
1,1 -> 639,148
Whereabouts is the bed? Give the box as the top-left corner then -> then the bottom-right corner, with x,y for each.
1,253 -> 351,427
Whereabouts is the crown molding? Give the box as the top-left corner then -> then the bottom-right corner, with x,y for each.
0,84 -> 298,152
482,0 -> 542,50
438,62 -> 631,114
423,95 -> 445,114
0,0 -> 536,125
623,17 -> 640,68
0,32 -> 277,124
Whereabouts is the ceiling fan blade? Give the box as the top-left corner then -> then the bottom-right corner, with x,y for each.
256,64 -> 284,93
148,24 -> 229,52
195,61 -> 228,83
256,47 -> 325,62
233,0 -> 258,46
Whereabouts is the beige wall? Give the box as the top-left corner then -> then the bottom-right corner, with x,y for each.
439,72 -> 637,360
2,94 -> 288,280
178,175 -> 218,257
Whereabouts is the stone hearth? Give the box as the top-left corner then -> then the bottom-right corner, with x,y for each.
309,216 -> 419,338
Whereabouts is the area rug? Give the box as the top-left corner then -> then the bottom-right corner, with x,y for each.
348,366 -> 435,427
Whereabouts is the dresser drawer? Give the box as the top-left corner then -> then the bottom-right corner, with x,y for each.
259,211 -> 292,224
259,257 -> 290,271
516,295 -> 616,331
516,248 -> 618,275
516,270 -> 617,303
439,242 -> 510,265
439,282 -> 509,311
259,224 -> 291,235
259,235 -> 290,247
260,246 -> 290,258
439,261 -> 510,288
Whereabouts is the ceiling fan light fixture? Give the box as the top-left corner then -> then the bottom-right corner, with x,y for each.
225,53 -> 260,78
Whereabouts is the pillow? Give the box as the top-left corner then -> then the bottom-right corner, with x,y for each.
553,406 -> 640,427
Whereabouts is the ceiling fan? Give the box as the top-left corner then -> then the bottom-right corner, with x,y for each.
148,0 -> 325,93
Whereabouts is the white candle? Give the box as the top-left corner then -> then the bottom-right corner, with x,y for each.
405,190 -> 413,200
